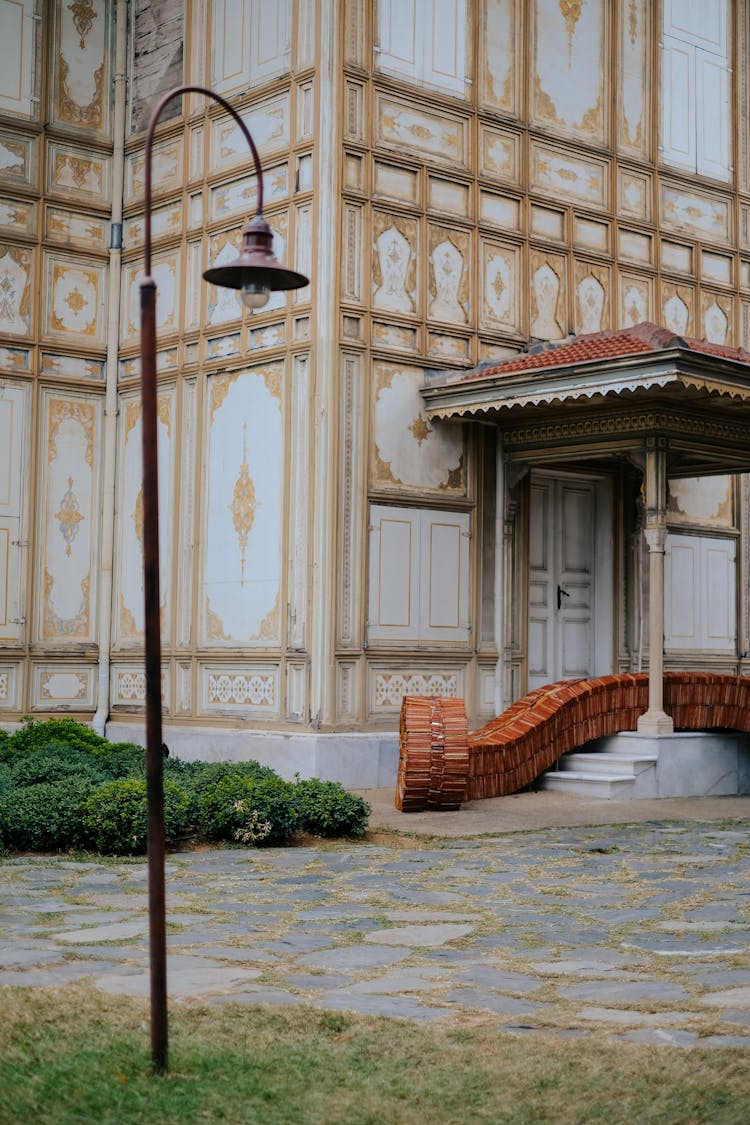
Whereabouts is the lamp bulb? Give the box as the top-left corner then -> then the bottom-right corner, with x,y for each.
241,280 -> 270,311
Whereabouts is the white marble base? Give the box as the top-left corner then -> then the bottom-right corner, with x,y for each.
105,721 -> 400,789
581,731 -> 750,799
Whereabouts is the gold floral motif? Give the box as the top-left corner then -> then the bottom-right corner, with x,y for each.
125,399 -> 141,437
133,485 -> 144,546
55,477 -> 85,556
57,58 -> 104,130
409,416 -> 432,445
206,601 -> 231,641
559,0 -> 583,52
157,395 -> 172,437
68,0 -> 97,48
230,424 -> 256,586
258,593 -> 280,641
48,399 -> 95,468
629,0 -> 639,44
262,367 -> 282,401
209,371 -> 240,423
43,570 -> 90,639
119,593 -> 140,639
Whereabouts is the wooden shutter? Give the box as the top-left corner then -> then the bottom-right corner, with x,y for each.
697,50 -> 730,179
212,0 -> 290,94
423,0 -> 467,95
666,533 -> 736,651
420,510 -> 470,642
368,505 -> 420,641
377,0 -> 420,83
661,35 -> 696,171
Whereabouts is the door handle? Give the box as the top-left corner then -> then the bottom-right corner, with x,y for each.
557,585 -> 570,610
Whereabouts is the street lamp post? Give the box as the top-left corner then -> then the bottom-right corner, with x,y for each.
139,85 -> 309,1075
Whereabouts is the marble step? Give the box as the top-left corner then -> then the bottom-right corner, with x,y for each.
540,771 -> 636,799
558,751 -> 658,777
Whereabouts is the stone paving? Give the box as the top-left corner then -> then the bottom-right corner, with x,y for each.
1,817 -> 750,1048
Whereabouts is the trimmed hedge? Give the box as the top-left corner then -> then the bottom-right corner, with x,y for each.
0,717 -> 370,855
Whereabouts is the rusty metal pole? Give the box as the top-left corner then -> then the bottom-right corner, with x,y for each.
138,84 -> 308,1076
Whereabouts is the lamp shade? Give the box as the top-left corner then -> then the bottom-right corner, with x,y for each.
202,214 -> 309,292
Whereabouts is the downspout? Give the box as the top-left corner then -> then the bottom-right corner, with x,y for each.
493,434 -> 505,716
93,0 -> 127,736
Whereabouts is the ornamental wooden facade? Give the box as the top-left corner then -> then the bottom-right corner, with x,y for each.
0,1 -> 749,781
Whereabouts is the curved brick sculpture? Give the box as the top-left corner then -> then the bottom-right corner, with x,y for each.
396,673 -> 750,811
396,695 -> 469,811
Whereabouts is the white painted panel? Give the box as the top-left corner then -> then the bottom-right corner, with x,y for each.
0,0 -> 36,118
251,0 -> 291,83
561,620 -> 590,678
426,0 -> 466,93
664,0 -> 726,54
378,0 -> 419,79
697,51 -> 730,180
375,514 -> 416,633
666,539 -> 699,645
661,37 -> 696,170
702,538 -> 735,648
212,0 -> 250,93
423,513 -> 469,639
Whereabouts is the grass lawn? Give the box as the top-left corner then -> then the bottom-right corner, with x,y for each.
0,985 -> 748,1124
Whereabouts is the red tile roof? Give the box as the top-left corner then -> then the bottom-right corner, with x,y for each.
460,322 -> 750,383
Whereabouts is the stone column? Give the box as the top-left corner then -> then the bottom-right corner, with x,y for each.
637,443 -> 674,734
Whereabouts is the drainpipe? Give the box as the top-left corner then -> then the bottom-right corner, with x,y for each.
93,0 -> 127,736
493,434 -> 505,716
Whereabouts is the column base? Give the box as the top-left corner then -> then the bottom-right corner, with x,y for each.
636,709 -> 674,735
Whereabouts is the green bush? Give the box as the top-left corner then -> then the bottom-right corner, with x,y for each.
92,742 -> 146,779
9,717 -> 106,755
10,743 -> 111,788
198,775 -> 298,845
179,759 -> 279,800
82,778 -> 193,856
293,778 -> 371,838
0,778 -> 94,852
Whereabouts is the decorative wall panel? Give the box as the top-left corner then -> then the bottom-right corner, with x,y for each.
344,0 -> 365,67
0,197 -> 35,237
342,203 -> 363,302
428,176 -> 470,218
371,364 -> 464,494
45,207 -> 107,250
47,142 -> 110,205
336,660 -> 359,721
37,391 -> 102,643
617,168 -> 652,221
286,662 -> 306,721
373,162 -> 417,205
199,663 -> 280,716
661,283 -> 694,334
0,0 -> 38,118
207,214 -> 287,322
668,476 -> 734,528
209,92 -> 290,173
0,346 -> 29,373
375,94 -> 468,169
660,183 -> 731,242
532,0 -> 607,145
480,0 -> 519,115
124,200 -> 182,247
338,352 -> 365,649
428,226 -> 469,325
368,667 -> 463,713
480,192 -> 521,231
0,130 -> 36,189
43,253 -> 106,346
200,366 -> 284,647
702,252 -> 732,286
288,354 -> 309,652
113,389 -> 176,646
126,136 -> 183,201
701,293 -> 731,344
293,203 -> 312,305
122,249 -> 181,341
110,664 -> 170,712
480,126 -> 520,183
530,143 -> 608,209
574,217 -> 609,254
574,263 -> 609,334
530,250 -> 567,340
619,272 -> 652,326
0,243 -> 33,338
51,0 -> 111,136
210,163 -> 288,222
372,213 -> 418,315
618,0 -> 649,157
177,378 -> 197,649
40,353 -> 104,382
0,381 -> 27,644
0,663 -> 19,709
32,664 -> 95,710
531,205 -> 565,241
344,81 -> 365,143
480,240 -> 521,333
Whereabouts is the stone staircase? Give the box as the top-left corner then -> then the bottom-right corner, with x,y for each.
540,736 -> 659,799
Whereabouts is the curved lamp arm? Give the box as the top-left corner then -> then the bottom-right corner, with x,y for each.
143,84 -> 264,276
